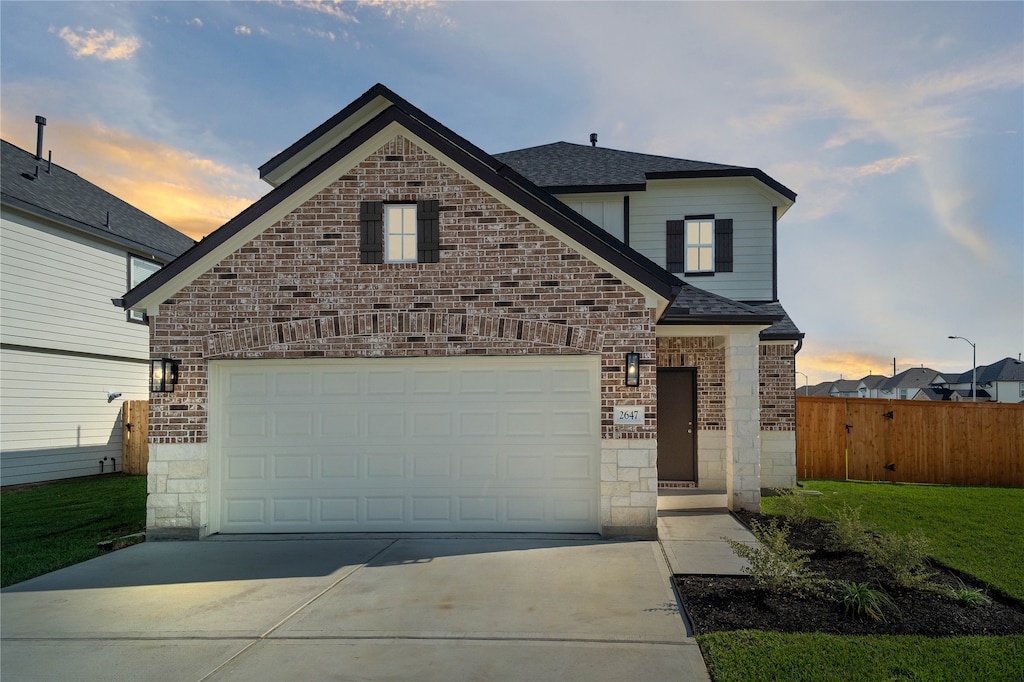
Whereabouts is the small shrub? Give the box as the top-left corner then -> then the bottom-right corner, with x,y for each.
726,520 -> 825,595
866,530 -> 933,589
769,487 -> 811,527
826,503 -> 869,553
945,578 -> 993,608
835,581 -> 898,622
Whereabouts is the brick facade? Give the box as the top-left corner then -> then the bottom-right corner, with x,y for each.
655,336 -> 725,430
147,134 -> 661,537
759,342 -> 797,431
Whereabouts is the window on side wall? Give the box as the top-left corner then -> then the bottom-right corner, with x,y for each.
127,255 -> 160,323
666,215 -> 733,275
359,200 -> 440,264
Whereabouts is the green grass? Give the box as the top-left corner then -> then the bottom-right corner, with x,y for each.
1,474 -> 147,588
697,631 -> 1024,682
762,481 -> 1024,600
699,482 -> 1024,682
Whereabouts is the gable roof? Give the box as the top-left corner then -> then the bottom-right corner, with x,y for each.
658,286 -> 805,340
950,357 -> 1024,384
879,367 -> 946,392
120,84 -> 683,313
1,139 -> 194,261
858,375 -> 888,390
493,141 -> 797,204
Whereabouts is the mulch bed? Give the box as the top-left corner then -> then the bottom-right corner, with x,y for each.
673,512 -> 1024,637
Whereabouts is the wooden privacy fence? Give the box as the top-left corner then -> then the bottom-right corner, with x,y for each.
796,397 -> 1024,488
122,400 -> 149,475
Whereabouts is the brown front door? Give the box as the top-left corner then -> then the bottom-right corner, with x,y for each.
657,368 -> 697,481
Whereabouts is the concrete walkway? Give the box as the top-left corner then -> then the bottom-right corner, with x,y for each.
1,512 -> 754,682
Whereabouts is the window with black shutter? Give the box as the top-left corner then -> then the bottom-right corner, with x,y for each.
666,215 -> 734,275
359,200 -> 441,264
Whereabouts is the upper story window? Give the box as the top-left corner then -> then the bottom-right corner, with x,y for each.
898,388 -> 909,400
385,204 -> 418,263
685,218 -> 714,273
666,215 -> 733,275
128,255 -> 160,323
360,200 -> 439,264
1019,382 -> 1024,398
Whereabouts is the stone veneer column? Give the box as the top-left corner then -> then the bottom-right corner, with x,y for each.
724,330 -> 762,512
146,443 -> 209,540
600,438 -> 658,538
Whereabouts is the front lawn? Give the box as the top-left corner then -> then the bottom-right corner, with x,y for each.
763,480 -> 1024,600
1,474 -> 147,588
695,481 -> 1024,682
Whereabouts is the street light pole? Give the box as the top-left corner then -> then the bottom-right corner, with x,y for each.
795,371 -> 809,393
947,336 -> 977,402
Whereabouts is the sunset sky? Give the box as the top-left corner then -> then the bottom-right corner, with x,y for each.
1,1 -> 1021,385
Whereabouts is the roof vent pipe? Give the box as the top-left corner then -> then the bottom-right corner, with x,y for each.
589,133 -> 597,147
34,115 -> 46,161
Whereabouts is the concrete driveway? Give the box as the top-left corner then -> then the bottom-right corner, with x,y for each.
1,535 -> 709,681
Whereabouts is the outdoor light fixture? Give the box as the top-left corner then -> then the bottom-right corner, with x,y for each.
625,352 -> 640,387
150,358 -> 180,393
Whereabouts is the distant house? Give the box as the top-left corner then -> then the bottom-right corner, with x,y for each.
1,131 -> 193,486
941,358 -> 1024,403
828,379 -> 860,398
876,367 -> 947,401
857,375 -> 887,399
797,381 -> 833,397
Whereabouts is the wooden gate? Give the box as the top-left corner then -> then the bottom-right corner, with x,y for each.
122,400 -> 149,475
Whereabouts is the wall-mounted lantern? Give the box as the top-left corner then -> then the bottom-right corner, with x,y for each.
150,358 -> 180,393
625,352 -> 640,387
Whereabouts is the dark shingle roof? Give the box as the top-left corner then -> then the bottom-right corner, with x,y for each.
659,287 -> 803,341
1,139 -> 194,261
879,367 -> 945,391
953,358 -> 1024,384
494,142 -> 796,201
859,375 -> 888,389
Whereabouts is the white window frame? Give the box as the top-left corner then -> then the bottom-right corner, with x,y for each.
128,255 -> 161,323
384,204 -> 417,263
684,218 -> 715,273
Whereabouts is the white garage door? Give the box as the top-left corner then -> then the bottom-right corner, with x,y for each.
211,356 -> 601,533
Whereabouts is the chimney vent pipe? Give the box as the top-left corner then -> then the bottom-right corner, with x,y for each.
34,116 -> 47,161
589,133 -> 597,147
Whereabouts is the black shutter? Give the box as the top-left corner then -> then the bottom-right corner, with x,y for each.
359,201 -> 383,264
417,199 -> 440,263
715,218 -> 733,273
666,220 -> 684,272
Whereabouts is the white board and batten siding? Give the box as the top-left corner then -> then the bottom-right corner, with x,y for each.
556,177 -> 777,302
210,356 -> 602,534
1,214 -> 152,485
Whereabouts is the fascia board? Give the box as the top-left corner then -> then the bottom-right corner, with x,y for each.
398,129 -> 671,316
135,120 -> 411,315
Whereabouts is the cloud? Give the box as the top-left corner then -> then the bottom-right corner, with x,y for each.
53,27 -> 140,61
7,119 -> 267,241
235,25 -> 252,36
187,18 -> 203,29
304,27 -> 337,41
280,0 -> 359,23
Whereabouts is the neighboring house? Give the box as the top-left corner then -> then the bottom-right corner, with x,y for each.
878,367 -> 947,401
828,379 -> 860,398
1,133 -> 194,486
119,84 -> 802,540
798,381 -> 834,397
942,358 -> 1024,403
857,375 -> 887,399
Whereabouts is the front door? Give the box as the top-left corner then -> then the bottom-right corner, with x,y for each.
657,368 -> 697,481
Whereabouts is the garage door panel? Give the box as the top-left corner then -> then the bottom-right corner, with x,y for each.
214,357 -> 600,533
